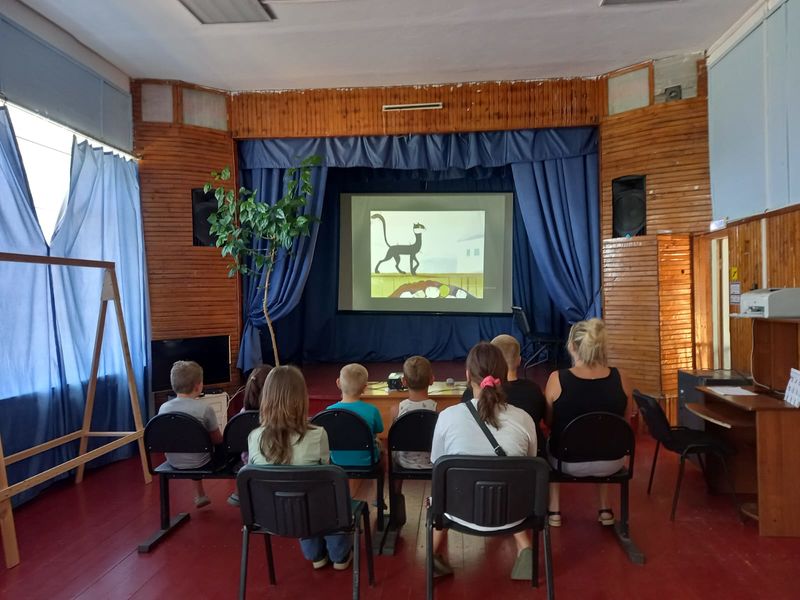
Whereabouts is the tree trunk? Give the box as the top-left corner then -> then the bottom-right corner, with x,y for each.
262,247 -> 280,366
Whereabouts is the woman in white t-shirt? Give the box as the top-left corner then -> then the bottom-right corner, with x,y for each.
429,342 -> 538,580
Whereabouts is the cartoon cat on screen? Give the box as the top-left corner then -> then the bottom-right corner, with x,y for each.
371,213 -> 425,275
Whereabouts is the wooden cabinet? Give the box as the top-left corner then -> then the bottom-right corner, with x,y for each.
603,235 -> 694,413
751,318 -> 800,392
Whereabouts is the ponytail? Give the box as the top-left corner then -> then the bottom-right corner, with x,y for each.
466,343 -> 508,428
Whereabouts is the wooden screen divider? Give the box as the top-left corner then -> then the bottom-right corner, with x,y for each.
0,252 -> 151,569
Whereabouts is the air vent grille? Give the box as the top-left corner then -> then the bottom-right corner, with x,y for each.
178,0 -> 276,24
600,0 -> 680,6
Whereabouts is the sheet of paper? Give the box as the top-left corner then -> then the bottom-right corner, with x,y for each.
707,386 -> 758,396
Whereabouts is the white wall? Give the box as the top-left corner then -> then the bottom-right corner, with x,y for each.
708,0 -> 800,221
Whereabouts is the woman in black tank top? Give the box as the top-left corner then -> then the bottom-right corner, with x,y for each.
544,319 -> 632,528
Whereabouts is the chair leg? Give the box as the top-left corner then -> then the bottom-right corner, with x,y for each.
264,533 -> 276,585
647,442 -> 660,495
426,513 -> 434,600
353,522 -> 361,600
543,524 -> 555,600
239,527 -> 249,600
619,480 -> 630,538
697,453 -> 713,493
671,455 -> 687,521
362,507 -> 375,585
531,527 -> 539,588
376,471 -> 385,531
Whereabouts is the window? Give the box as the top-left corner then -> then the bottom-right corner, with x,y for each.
474,248 -> 480,256
7,104 -> 72,244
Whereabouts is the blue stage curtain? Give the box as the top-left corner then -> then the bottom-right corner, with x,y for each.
237,165 -> 327,369
269,167 -> 567,364
238,128 -> 596,365
512,156 -> 601,322
49,140 -> 149,464
0,106 -> 66,505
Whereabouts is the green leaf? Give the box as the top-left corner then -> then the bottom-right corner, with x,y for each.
221,166 -> 231,180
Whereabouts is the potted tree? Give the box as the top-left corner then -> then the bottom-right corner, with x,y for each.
205,156 -> 320,366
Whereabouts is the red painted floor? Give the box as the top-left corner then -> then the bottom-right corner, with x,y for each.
3,363 -> 799,599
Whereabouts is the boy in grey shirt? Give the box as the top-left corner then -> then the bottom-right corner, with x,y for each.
157,360 -> 223,507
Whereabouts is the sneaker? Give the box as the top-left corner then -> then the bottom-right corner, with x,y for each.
312,555 -> 329,570
194,495 -> 211,508
227,493 -> 240,507
432,554 -> 453,578
333,551 -> 353,571
510,547 -> 533,580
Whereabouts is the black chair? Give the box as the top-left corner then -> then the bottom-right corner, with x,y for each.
382,410 -> 439,554
223,410 -> 261,469
548,411 -> 644,565
236,464 -> 375,600
633,390 -> 741,521
138,413 -> 229,553
310,409 -> 386,531
426,456 -> 553,600
512,305 -> 562,370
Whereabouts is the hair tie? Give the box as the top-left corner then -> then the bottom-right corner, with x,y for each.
479,376 -> 501,389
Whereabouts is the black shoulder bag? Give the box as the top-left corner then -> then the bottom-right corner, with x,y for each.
464,400 -> 507,457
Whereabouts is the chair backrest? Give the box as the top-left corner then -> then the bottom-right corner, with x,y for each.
632,390 -> 673,443
310,409 -> 376,454
512,305 -> 531,338
237,465 -> 353,537
429,456 -> 550,528
553,411 -> 635,469
142,413 -> 213,470
223,410 -> 261,454
388,410 -> 438,453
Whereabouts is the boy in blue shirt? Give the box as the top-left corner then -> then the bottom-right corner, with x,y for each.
327,363 -> 383,466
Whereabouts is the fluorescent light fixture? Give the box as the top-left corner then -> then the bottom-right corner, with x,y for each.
600,0 -> 680,5
382,102 -> 443,112
178,0 -> 276,24
709,218 -> 728,232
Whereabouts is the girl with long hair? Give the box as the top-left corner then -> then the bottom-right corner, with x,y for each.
247,366 -> 353,571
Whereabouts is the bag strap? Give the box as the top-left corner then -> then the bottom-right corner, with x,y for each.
464,400 -> 506,457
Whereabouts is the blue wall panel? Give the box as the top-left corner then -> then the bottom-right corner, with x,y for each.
765,4 -> 789,209
0,16 -> 131,151
788,0 -> 800,206
709,25 -> 767,221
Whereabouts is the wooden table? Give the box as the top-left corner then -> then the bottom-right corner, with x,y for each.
689,386 -> 800,536
361,381 -> 467,441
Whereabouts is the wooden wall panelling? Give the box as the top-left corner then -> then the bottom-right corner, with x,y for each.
229,78 -> 603,138
133,82 -> 242,390
657,235 -> 694,396
600,97 -> 712,239
603,237 -> 662,394
692,234 -> 712,368
727,219 -> 762,374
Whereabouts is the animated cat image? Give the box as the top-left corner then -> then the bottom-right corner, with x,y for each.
371,213 -> 425,275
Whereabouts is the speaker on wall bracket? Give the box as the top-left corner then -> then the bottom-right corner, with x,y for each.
191,187 -> 217,246
612,175 -> 646,239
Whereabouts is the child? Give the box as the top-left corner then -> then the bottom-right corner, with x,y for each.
228,364 -> 272,506
247,366 -> 353,570
462,334 -> 547,453
391,355 -> 437,471
326,363 -> 383,466
157,360 -> 223,508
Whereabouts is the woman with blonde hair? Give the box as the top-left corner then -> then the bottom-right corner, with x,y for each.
544,318 -> 633,528
247,366 -> 353,571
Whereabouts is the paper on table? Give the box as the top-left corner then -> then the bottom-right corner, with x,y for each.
707,386 -> 758,396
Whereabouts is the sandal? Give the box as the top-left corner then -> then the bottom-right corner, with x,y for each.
510,547 -> 533,580
547,511 -> 562,527
597,508 -> 615,526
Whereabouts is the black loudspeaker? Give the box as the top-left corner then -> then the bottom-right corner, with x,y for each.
191,188 -> 217,246
612,175 -> 646,238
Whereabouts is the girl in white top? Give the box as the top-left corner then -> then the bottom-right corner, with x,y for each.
247,366 -> 352,571
429,342 -> 538,580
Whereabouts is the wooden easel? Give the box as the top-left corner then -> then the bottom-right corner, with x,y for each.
0,252 -> 151,569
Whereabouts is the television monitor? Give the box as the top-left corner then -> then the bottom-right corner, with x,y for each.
151,335 -> 231,392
